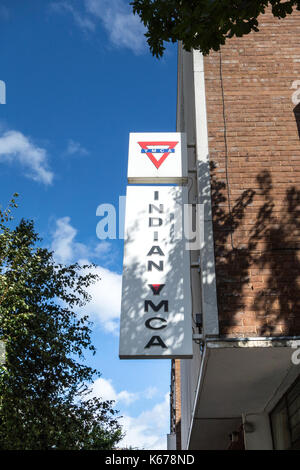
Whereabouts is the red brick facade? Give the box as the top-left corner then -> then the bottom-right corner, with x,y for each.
204,9 -> 300,337
170,359 -> 181,449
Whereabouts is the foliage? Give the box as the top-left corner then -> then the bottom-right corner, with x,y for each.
0,196 -> 122,449
131,0 -> 300,56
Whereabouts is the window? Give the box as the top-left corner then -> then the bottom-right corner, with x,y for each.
270,375 -> 300,450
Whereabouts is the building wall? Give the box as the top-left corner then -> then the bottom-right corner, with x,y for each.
203,8 -> 300,337
170,360 -> 181,448
173,360 -> 182,449
176,45 -> 209,449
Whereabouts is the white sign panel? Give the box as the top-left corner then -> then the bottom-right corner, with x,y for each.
127,132 -> 188,184
119,186 -> 193,359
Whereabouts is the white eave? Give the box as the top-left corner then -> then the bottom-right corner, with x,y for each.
187,337 -> 300,449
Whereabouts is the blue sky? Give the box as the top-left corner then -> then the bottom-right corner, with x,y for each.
0,0 -> 177,449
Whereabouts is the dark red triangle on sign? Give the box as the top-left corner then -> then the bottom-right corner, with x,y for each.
148,284 -> 165,295
138,141 -> 179,169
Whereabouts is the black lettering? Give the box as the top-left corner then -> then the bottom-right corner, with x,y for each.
144,300 -> 168,312
145,317 -> 167,330
149,217 -> 162,227
147,260 -> 163,271
147,245 -> 165,256
145,336 -> 167,349
149,204 -> 164,214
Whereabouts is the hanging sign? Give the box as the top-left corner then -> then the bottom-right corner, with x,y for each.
127,132 -> 188,184
119,185 -> 193,359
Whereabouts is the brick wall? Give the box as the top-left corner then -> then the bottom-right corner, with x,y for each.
170,359 -> 181,449
174,359 -> 181,449
204,8 -> 300,337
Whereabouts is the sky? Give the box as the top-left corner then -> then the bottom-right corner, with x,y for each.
0,0 -> 178,449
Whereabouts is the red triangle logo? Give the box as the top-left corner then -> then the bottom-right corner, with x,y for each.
138,141 -> 178,169
152,284 -> 161,291
148,284 -> 165,295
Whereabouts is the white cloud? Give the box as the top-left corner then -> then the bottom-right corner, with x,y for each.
0,130 -> 53,185
51,217 -> 111,264
120,394 -> 169,450
51,217 -> 121,333
144,386 -> 159,400
89,378 -> 169,449
117,390 -> 138,405
50,217 -> 169,449
51,216 -> 89,264
91,377 -> 138,405
50,0 -> 146,54
85,0 -> 146,54
65,139 -> 89,156
94,241 -> 112,257
80,263 -> 122,333
90,379 -> 159,405
50,1 -> 95,32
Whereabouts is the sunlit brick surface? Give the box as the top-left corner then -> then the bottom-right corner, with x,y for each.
204,9 -> 300,337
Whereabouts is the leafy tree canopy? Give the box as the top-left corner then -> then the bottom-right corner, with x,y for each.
0,196 -> 122,450
131,0 -> 300,56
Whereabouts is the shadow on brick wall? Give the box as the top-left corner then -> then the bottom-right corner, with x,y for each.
209,163 -> 300,336
293,103 -> 300,139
